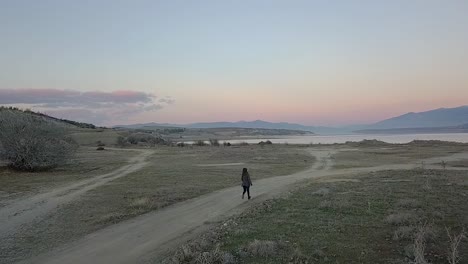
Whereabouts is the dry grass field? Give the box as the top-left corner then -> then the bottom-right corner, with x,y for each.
167,169 -> 468,264
2,138 -> 467,264
0,144 -> 314,263
69,128 -> 122,146
0,147 -> 138,204
331,142 -> 468,169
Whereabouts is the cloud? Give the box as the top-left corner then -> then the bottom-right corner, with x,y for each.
158,97 -> 176,104
0,88 -> 173,125
0,88 -> 154,105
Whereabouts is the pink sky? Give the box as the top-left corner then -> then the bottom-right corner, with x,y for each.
1,1 -> 468,126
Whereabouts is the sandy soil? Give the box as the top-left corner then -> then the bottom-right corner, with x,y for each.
20,149 -> 468,264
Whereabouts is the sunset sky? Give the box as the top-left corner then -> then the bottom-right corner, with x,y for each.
1,0 -> 468,126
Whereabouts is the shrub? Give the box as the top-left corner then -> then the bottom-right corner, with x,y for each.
223,142 -> 231,147
96,146 -> 105,151
127,132 -> 165,146
96,140 -> 106,147
0,110 -> 77,171
194,140 -> 206,146
116,136 -> 127,147
209,139 -> 220,147
446,227 -> 466,264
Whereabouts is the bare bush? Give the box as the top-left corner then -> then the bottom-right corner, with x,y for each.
195,246 -> 235,264
116,136 -> 127,147
412,224 -> 431,264
446,227 -> 466,264
167,244 -> 235,264
209,139 -> 220,147
0,110 -> 77,171
194,140 -> 206,146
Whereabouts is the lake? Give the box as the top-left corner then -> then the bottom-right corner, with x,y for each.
215,133 -> 468,145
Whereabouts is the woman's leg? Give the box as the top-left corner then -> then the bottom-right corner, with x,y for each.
242,186 -> 247,199
247,186 -> 251,199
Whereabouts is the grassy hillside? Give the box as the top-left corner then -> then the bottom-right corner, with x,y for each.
0,106 -> 99,129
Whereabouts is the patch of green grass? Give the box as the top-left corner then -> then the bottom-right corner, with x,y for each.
190,169 -> 468,263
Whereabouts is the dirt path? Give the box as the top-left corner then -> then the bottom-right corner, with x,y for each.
22,149 -> 468,264
0,149 -> 153,240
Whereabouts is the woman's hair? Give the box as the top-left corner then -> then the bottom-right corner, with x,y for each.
242,168 -> 248,173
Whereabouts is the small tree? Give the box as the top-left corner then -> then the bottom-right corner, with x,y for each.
0,110 -> 77,171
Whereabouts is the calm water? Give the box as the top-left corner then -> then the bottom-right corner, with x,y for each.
215,133 -> 468,145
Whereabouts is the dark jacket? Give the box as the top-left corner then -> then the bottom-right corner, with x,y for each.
241,172 -> 252,187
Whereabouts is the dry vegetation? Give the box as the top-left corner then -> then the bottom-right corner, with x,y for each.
0,109 -> 77,171
167,169 -> 468,263
0,147 -> 138,203
1,144 -> 314,263
332,142 -> 468,169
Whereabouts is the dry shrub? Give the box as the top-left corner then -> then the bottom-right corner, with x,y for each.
422,176 -> 431,191
195,246 -> 235,264
130,197 -> 152,210
209,139 -> 220,147
171,244 -> 195,263
411,224 -> 432,264
194,140 -> 207,146
168,245 -> 235,264
0,109 -> 77,171
245,240 -> 278,257
116,136 -> 127,147
446,227 -> 466,264
385,212 -> 417,226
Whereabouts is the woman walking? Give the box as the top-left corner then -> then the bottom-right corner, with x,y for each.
241,168 -> 253,199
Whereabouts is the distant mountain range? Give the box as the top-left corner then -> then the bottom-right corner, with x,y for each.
115,105 -> 468,135
115,120 -> 347,134
369,106 -> 468,129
